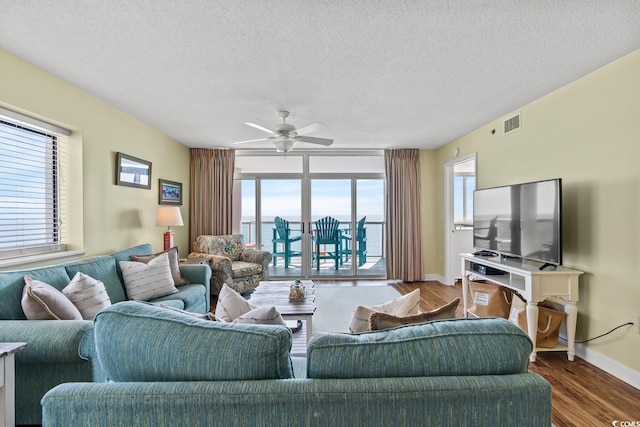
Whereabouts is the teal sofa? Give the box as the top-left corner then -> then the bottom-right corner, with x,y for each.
0,244 -> 211,426
41,302 -> 553,427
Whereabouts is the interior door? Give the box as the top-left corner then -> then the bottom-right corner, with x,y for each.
445,154 -> 476,285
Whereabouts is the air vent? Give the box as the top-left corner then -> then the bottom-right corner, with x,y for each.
504,112 -> 521,135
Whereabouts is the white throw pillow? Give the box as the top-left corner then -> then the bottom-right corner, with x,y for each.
21,275 -> 83,320
119,252 -> 178,301
214,283 -> 256,322
348,288 -> 421,333
348,305 -> 378,333
62,272 -> 112,320
372,288 -> 421,316
233,306 -> 286,325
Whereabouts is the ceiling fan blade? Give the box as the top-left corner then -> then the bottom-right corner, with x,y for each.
232,137 -> 273,145
295,122 -> 327,136
295,135 -> 334,146
245,122 -> 276,134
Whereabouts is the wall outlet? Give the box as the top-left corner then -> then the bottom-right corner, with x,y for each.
632,316 -> 640,334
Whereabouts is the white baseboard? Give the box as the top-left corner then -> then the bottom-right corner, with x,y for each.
574,343 -> 640,390
424,274 -> 446,283
556,337 -> 640,390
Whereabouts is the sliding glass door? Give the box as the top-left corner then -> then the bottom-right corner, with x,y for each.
309,179 -> 351,278
262,179 -> 302,275
234,153 -> 386,280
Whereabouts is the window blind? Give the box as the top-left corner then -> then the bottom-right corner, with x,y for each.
0,110 -> 70,260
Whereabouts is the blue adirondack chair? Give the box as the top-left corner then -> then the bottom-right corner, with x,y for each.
272,216 -> 302,268
342,216 -> 368,266
313,216 -> 342,270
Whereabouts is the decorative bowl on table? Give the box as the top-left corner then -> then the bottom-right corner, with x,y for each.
289,279 -> 306,301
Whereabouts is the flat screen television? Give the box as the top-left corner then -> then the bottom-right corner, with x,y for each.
473,178 -> 562,266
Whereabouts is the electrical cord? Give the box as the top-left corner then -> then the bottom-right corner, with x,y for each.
575,322 -> 634,343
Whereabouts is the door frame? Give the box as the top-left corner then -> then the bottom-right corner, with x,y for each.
443,152 -> 477,286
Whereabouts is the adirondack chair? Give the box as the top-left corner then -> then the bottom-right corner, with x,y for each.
313,216 -> 342,270
272,216 -> 302,268
342,216 -> 368,266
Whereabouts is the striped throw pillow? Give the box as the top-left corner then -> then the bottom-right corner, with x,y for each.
62,272 -> 112,320
119,252 -> 178,301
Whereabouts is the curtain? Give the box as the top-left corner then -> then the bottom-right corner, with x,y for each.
384,149 -> 424,282
189,148 -> 235,250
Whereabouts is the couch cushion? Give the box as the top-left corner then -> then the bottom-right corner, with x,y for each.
94,301 -> 293,381
148,284 -> 205,311
0,265 -> 71,320
307,317 -> 532,379
21,276 -> 82,320
147,299 -> 184,309
64,256 -> 127,304
62,272 -> 112,320
119,253 -> 178,301
231,261 -> 263,278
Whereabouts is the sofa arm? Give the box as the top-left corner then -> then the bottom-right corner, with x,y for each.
0,320 -> 94,363
241,249 -> 273,280
179,264 -> 211,293
189,252 -> 233,283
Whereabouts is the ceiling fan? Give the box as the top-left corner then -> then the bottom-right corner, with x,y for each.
232,110 -> 333,153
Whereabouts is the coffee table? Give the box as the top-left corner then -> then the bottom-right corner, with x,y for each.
249,281 -> 315,356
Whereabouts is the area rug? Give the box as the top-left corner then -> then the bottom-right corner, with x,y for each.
313,285 -> 400,333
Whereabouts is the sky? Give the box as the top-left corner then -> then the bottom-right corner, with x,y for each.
241,178 -> 384,223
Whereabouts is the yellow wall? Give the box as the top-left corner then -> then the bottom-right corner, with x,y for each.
419,150 -> 439,275
429,49 -> 640,373
0,49 -> 191,260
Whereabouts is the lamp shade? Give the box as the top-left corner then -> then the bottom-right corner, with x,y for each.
156,206 -> 184,227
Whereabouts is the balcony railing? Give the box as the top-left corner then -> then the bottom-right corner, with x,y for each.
241,220 -> 385,259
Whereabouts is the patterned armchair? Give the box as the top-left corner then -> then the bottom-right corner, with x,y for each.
188,234 -> 272,295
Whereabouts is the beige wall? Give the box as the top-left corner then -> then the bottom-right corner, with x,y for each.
0,49 -> 191,261
427,49 -> 640,374
419,150 -> 439,276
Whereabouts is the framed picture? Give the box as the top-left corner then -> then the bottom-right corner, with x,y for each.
159,179 -> 182,205
116,152 -> 152,189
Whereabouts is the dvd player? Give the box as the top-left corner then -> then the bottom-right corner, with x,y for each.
471,263 -> 506,275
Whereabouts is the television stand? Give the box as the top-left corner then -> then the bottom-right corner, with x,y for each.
461,253 -> 583,362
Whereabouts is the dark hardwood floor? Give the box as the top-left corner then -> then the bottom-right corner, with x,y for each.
390,280 -> 640,427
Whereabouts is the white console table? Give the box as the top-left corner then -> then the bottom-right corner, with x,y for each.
460,254 -> 583,362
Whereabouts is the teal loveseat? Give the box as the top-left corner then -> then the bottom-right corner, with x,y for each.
0,244 -> 211,425
41,302 -> 552,427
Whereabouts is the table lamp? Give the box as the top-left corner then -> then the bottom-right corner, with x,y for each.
156,206 -> 184,250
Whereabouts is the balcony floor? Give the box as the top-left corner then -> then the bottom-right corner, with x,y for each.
268,256 -> 386,279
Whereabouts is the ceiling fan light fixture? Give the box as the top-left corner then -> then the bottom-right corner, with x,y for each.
273,138 -> 296,153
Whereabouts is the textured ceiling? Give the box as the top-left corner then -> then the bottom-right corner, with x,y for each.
1,1 -> 639,151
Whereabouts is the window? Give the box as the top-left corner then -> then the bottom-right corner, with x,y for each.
0,109 -> 70,260
234,152 -> 386,279
453,173 -> 475,226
